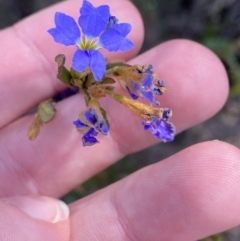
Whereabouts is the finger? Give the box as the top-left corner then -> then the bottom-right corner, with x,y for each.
68,141 -> 240,241
0,39 -> 229,197
0,0 -> 144,128
2,141 -> 239,241
0,195 -> 70,241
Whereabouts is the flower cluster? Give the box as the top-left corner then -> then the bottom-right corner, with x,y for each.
73,108 -> 108,146
28,0 -> 175,147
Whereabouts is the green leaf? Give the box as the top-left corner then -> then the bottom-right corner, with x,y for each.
57,65 -> 72,86
55,54 -> 72,86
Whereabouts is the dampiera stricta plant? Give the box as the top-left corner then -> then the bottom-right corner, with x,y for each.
28,0 -> 176,146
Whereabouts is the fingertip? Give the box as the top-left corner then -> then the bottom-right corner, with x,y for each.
2,195 -> 69,223
169,39 -> 229,118
158,140 -> 240,239
0,196 -> 70,240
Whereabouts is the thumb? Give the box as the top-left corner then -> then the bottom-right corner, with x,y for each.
0,195 -> 70,241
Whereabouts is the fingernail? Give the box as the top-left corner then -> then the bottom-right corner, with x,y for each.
2,195 -> 69,223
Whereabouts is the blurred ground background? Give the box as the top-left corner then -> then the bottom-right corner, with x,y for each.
1,0 -> 240,240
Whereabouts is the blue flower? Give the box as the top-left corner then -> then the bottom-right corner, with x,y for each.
142,109 -> 175,142
73,108 -> 109,146
126,65 -> 166,105
48,0 -> 134,81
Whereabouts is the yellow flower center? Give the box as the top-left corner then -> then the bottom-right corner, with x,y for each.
77,35 -> 99,50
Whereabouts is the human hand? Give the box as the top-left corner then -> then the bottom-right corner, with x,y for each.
0,0 -> 239,240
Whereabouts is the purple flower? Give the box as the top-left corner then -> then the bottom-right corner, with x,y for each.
48,0 -> 134,81
142,110 -> 175,142
126,65 -> 165,105
73,108 -> 108,146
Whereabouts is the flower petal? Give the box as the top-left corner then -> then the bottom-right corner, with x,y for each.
142,121 -> 152,131
99,29 -> 134,52
142,118 -> 175,142
84,108 -> 98,125
107,16 -> 118,29
131,81 -> 140,91
112,23 -> 132,36
79,0 -> 110,38
142,75 -> 153,88
117,38 -> 134,51
96,120 -> 109,135
72,49 -> 90,72
73,119 -> 88,129
48,12 -> 80,46
141,90 -> 154,103
82,128 -> 98,146
155,120 -> 175,142
126,87 -> 139,100
89,50 -> 106,81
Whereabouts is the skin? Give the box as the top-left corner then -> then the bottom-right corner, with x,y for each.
0,0 -> 240,240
